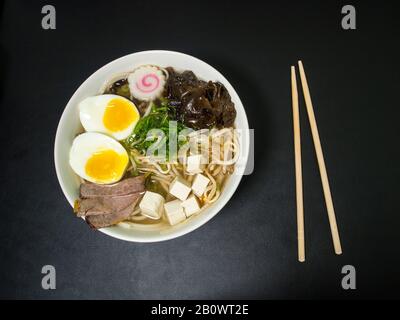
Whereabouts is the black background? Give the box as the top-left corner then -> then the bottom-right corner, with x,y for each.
0,0 -> 399,299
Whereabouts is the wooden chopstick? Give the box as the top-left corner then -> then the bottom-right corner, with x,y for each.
298,61 -> 342,255
291,66 -> 305,262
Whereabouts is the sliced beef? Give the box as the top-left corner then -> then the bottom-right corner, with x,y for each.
74,193 -> 142,217
76,175 -> 146,229
86,199 -> 140,229
80,176 -> 145,198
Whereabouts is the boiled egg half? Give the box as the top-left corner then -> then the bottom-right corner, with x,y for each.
69,132 -> 129,184
79,94 -> 140,141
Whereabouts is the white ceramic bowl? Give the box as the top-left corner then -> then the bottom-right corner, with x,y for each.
54,50 -> 249,242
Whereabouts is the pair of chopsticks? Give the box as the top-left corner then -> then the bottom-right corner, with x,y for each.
291,61 -> 342,262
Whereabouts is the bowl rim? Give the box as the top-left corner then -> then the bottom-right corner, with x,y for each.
54,50 -> 249,242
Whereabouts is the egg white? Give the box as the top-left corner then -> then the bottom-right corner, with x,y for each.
79,94 -> 139,141
69,132 -> 129,184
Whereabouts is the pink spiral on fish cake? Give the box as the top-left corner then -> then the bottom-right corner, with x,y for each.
135,73 -> 160,93
128,65 -> 165,101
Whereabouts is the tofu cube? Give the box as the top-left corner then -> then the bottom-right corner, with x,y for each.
164,199 -> 186,225
186,154 -> 206,173
169,176 -> 191,201
139,191 -> 164,219
182,195 -> 201,217
191,173 -> 210,197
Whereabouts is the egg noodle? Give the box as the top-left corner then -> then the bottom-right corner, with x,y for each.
120,127 -> 239,229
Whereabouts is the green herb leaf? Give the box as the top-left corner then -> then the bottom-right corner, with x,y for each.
123,100 -> 186,160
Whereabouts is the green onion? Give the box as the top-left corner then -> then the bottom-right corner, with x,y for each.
123,100 -> 186,160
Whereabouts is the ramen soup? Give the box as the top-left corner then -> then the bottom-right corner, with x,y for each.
69,65 -> 239,230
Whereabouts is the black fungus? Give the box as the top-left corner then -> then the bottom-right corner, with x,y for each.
105,78 -> 131,100
164,68 -> 236,130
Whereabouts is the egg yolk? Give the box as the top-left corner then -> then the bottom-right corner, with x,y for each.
85,149 -> 128,183
103,98 -> 138,132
